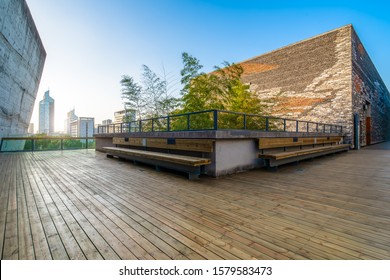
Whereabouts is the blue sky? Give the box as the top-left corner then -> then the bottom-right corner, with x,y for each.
26,0 -> 390,131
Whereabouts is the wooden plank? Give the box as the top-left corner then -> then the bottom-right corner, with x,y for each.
259,137 -> 343,149
259,137 -> 303,149
35,151 -> 192,260
17,158 -> 35,259
75,171 -> 233,259
2,154 -> 18,259
21,153 -> 102,260
21,158 -> 53,260
22,155 -> 87,260
1,141 -> 390,260
28,153 -> 120,260
103,147 -> 211,166
113,137 -> 144,146
259,144 -> 350,160
113,137 -> 214,152
25,158 -> 70,260
147,138 -> 214,153
0,154 -> 13,259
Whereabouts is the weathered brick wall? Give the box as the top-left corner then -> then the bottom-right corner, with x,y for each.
241,25 -> 354,143
351,28 -> 390,145
0,0 -> 46,139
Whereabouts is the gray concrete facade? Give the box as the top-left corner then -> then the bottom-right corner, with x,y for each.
0,0 -> 46,139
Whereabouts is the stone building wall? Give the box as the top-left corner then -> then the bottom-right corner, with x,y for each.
0,0 -> 46,139
351,28 -> 390,145
241,25 -> 354,143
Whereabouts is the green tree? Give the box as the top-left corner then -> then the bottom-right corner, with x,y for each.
121,65 -> 179,121
179,53 -> 264,114
120,75 -> 144,120
180,52 -> 204,96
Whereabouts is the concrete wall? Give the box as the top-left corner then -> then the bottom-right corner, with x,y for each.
0,0 -> 46,140
241,25 -> 355,144
212,139 -> 264,177
351,28 -> 390,145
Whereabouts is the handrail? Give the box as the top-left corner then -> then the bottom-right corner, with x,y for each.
96,109 -> 344,134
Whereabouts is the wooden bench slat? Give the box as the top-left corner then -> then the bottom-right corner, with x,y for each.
113,137 -> 214,153
102,147 -> 211,166
259,144 -> 350,160
259,137 -> 343,149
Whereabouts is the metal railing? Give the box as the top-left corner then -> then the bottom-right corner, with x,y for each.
0,137 -> 96,153
97,109 -> 343,134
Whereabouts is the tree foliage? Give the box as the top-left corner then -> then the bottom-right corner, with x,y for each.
120,75 -> 143,120
178,52 -> 265,115
120,53 -> 266,128
121,65 -> 179,120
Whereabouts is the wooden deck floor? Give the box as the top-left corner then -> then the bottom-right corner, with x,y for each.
1,142 -> 390,260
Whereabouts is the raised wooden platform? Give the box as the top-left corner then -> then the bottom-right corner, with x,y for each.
1,142 -> 390,259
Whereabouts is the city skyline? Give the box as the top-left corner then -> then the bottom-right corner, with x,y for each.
26,0 -> 390,131
38,90 -> 55,134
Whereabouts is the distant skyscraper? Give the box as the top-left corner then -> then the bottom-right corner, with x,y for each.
39,90 -> 55,134
114,109 -> 136,123
78,117 -> 95,138
102,119 -> 113,125
70,117 -> 94,138
66,109 -> 78,135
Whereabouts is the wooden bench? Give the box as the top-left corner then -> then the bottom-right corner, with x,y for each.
258,137 -> 350,167
112,137 -> 214,153
102,138 -> 213,179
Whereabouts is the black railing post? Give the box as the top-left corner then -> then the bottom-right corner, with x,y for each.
243,114 -> 247,130
307,122 -> 309,133
61,139 -> 63,150
32,139 -> 35,152
283,119 -> 286,132
167,116 -> 170,131
213,110 -> 218,130
120,123 -> 123,133
323,124 -> 326,133
139,120 -> 142,132
152,118 -> 154,132
187,114 -> 190,130
316,123 -> 319,132
296,121 -> 299,132
266,117 -> 269,131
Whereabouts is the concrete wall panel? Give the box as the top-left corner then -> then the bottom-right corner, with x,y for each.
0,0 -> 46,139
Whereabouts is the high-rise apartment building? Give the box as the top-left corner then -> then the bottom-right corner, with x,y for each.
102,119 -> 113,125
66,109 -> 78,135
114,109 -> 136,123
39,90 -> 55,134
70,117 -> 94,138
